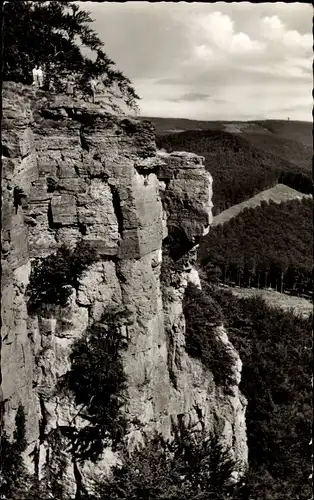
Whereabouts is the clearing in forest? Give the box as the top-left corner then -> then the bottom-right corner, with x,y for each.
229,286 -> 313,318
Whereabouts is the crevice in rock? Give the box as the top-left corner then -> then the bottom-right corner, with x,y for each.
79,127 -> 90,152
39,396 -> 48,443
46,176 -> 58,193
31,443 -> 40,479
1,145 -> 11,158
135,166 -> 156,177
166,328 -> 178,390
120,118 -> 138,136
47,202 -> 57,229
41,108 -> 67,120
109,185 -> 124,237
13,186 -> 27,213
116,264 -> 127,284
174,341 -> 182,372
21,344 -> 26,366
164,179 -> 171,189
92,152 -> 101,161
78,222 -> 87,236
164,230 -> 194,262
21,149 -> 33,160
74,111 -> 98,127
232,423 -> 236,450
194,405 -> 205,432
90,170 -> 109,181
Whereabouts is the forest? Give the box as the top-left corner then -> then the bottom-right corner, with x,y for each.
156,129 -> 312,215
198,197 -> 313,297
238,131 -> 311,170
204,283 -> 313,500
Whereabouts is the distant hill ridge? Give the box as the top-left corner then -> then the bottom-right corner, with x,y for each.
145,117 -> 312,170
212,184 -> 312,227
155,126 -> 312,215
141,117 -> 312,146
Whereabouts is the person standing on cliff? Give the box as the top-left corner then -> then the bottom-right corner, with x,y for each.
90,77 -> 99,103
37,65 -> 44,88
49,79 -> 56,92
32,65 -> 39,88
66,73 -> 75,96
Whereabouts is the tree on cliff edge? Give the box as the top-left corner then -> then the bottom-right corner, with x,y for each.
0,405 -> 29,499
2,0 -> 140,110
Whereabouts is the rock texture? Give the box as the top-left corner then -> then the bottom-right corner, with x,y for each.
1,82 -> 247,496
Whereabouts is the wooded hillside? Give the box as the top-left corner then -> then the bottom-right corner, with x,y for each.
198,198 -> 313,297
205,283 -> 312,500
156,129 -> 312,215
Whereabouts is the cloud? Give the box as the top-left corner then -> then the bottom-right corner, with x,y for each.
170,92 -> 211,103
261,15 -> 285,39
191,11 -> 265,56
260,15 -> 312,54
79,2 -> 312,121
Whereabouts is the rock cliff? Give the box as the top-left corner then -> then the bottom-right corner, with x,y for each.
1,82 -> 247,496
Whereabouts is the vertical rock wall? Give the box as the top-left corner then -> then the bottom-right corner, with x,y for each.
156,152 -> 247,467
1,82 -> 247,495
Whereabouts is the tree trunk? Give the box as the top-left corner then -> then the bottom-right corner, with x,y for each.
280,272 -> 284,294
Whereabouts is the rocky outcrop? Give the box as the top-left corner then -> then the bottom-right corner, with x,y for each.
1,82 -> 247,496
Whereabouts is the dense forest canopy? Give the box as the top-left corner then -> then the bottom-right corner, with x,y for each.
156,130 -> 312,214
199,198 -> 313,296
205,284 -> 312,500
253,119 -> 313,147
2,0 -> 139,109
238,132 -> 311,170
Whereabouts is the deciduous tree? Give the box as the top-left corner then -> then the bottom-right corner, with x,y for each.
3,0 -> 140,110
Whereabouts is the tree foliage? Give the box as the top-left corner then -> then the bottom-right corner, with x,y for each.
12,404 -> 27,453
58,308 -> 130,463
207,284 -> 313,499
27,240 -> 98,310
90,424 -> 244,500
3,0 -> 140,109
183,283 -> 235,386
199,198 -> 312,297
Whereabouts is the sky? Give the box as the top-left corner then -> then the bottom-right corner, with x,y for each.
79,2 -> 313,121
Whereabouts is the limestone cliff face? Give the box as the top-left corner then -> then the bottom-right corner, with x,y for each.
1,82 -> 247,494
